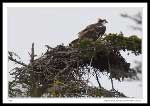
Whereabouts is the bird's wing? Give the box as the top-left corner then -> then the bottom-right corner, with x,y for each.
97,26 -> 106,33
78,24 -> 96,34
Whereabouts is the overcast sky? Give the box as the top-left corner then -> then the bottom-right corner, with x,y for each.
7,7 -> 143,98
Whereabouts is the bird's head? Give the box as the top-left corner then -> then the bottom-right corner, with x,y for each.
98,18 -> 108,25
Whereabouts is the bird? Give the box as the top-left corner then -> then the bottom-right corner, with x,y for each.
78,18 -> 108,41
69,18 -> 108,47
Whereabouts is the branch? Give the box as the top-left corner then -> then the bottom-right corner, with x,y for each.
8,56 -> 27,67
129,25 -> 142,31
45,45 -> 53,50
121,13 -> 142,24
94,69 -> 101,88
30,43 -> 34,63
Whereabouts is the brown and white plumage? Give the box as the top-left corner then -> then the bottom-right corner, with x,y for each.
78,18 -> 108,41
69,18 -> 108,47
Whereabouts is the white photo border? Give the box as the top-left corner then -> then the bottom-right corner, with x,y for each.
3,3 -> 147,103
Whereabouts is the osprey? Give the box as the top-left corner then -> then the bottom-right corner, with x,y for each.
78,18 -> 108,41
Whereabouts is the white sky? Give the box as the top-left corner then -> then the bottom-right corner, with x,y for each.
7,7 -> 143,98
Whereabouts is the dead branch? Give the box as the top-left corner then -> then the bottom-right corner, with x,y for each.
30,43 -> 34,63
8,56 -> 27,67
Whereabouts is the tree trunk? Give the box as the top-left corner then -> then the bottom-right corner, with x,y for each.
94,70 -> 101,88
31,82 -> 39,97
107,55 -> 115,90
110,75 -> 114,90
